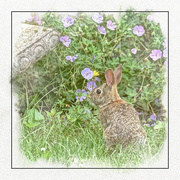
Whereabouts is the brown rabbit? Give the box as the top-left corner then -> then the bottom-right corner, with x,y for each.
88,64 -> 146,150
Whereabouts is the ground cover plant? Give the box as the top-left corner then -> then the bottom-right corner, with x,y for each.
12,10 -> 168,167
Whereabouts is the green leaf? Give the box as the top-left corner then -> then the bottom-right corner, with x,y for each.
27,108 -> 45,121
42,151 -> 52,159
124,87 -> 137,97
154,121 -> 165,129
24,122 -> 40,128
70,117 -> 78,122
50,108 -> 56,115
65,113 -> 71,120
34,109 -> 45,121
45,110 -> 51,118
55,111 -> 63,116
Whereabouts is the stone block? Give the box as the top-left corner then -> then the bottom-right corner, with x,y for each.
13,24 -> 60,78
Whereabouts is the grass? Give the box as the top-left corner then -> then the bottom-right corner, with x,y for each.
19,114 -> 167,167
13,11 -> 168,168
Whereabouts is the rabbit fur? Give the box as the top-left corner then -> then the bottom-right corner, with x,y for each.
88,64 -> 146,150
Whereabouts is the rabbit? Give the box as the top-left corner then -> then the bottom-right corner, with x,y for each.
88,64 -> 146,151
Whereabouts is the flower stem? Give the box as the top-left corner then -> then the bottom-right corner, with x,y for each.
108,36 -> 121,44
149,102 -> 155,114
138,54 -> 150,64
137,38 -> 148,51
139,75 -> 145,92
80,42 -> 87,55
112,38 -> 121,50
134,75 -> 145,100
69,27 -> 78,36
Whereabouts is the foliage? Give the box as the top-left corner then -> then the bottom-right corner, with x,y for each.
12,10 -> 168,167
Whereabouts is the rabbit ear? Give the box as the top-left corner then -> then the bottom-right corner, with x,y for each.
105,69 -> 115,87
114,64 -> 122,85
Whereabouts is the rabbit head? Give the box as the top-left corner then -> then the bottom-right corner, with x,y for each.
89,64 -> 122,108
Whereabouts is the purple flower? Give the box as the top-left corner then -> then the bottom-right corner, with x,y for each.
27,16 -> 41,25
66,54 -> 78,62
131,48 -> 137,54
155,99 -> 158,103
60,36 -> 71,47
144,124 -> 151,127
76,89 -> 87,95
137,112 -> 142,115
81,89 -> 87,95
81,68 -> 93,80
87,81 -> 97,91
106,20 -> 117,30
163,48 -> 168,58
98,25 -> 106,35
85,110 -> 92,113
150,49 -> 162,61
94,76 -> 100,82
71,33 -> 76,36
62,16 -> 74,27
34,16 -> 41,25
91,55 -> 95,63
150,114 -> 157,121
80,96 -> 86,102
27,17 -> 33,22
76,95 -> 79,100
162,39 -> 167,49
92,13 -> 103,24
141,66 -> 146,70
147,15 -> 153,21
133,26 -> 145,36
117,44 -> 121,48
164,60 -> 168,70
76,89 -> 81,93
66,56 -> 72,61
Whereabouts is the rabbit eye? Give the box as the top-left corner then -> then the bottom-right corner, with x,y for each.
96,89 -> 101,94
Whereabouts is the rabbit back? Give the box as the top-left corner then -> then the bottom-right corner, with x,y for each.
99,99 -> 146,149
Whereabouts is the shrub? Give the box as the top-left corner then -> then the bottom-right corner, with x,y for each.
12,10 -> 168,166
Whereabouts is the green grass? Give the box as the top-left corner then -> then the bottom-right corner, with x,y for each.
19,115 -> 167,167
14,10 -> 168,168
